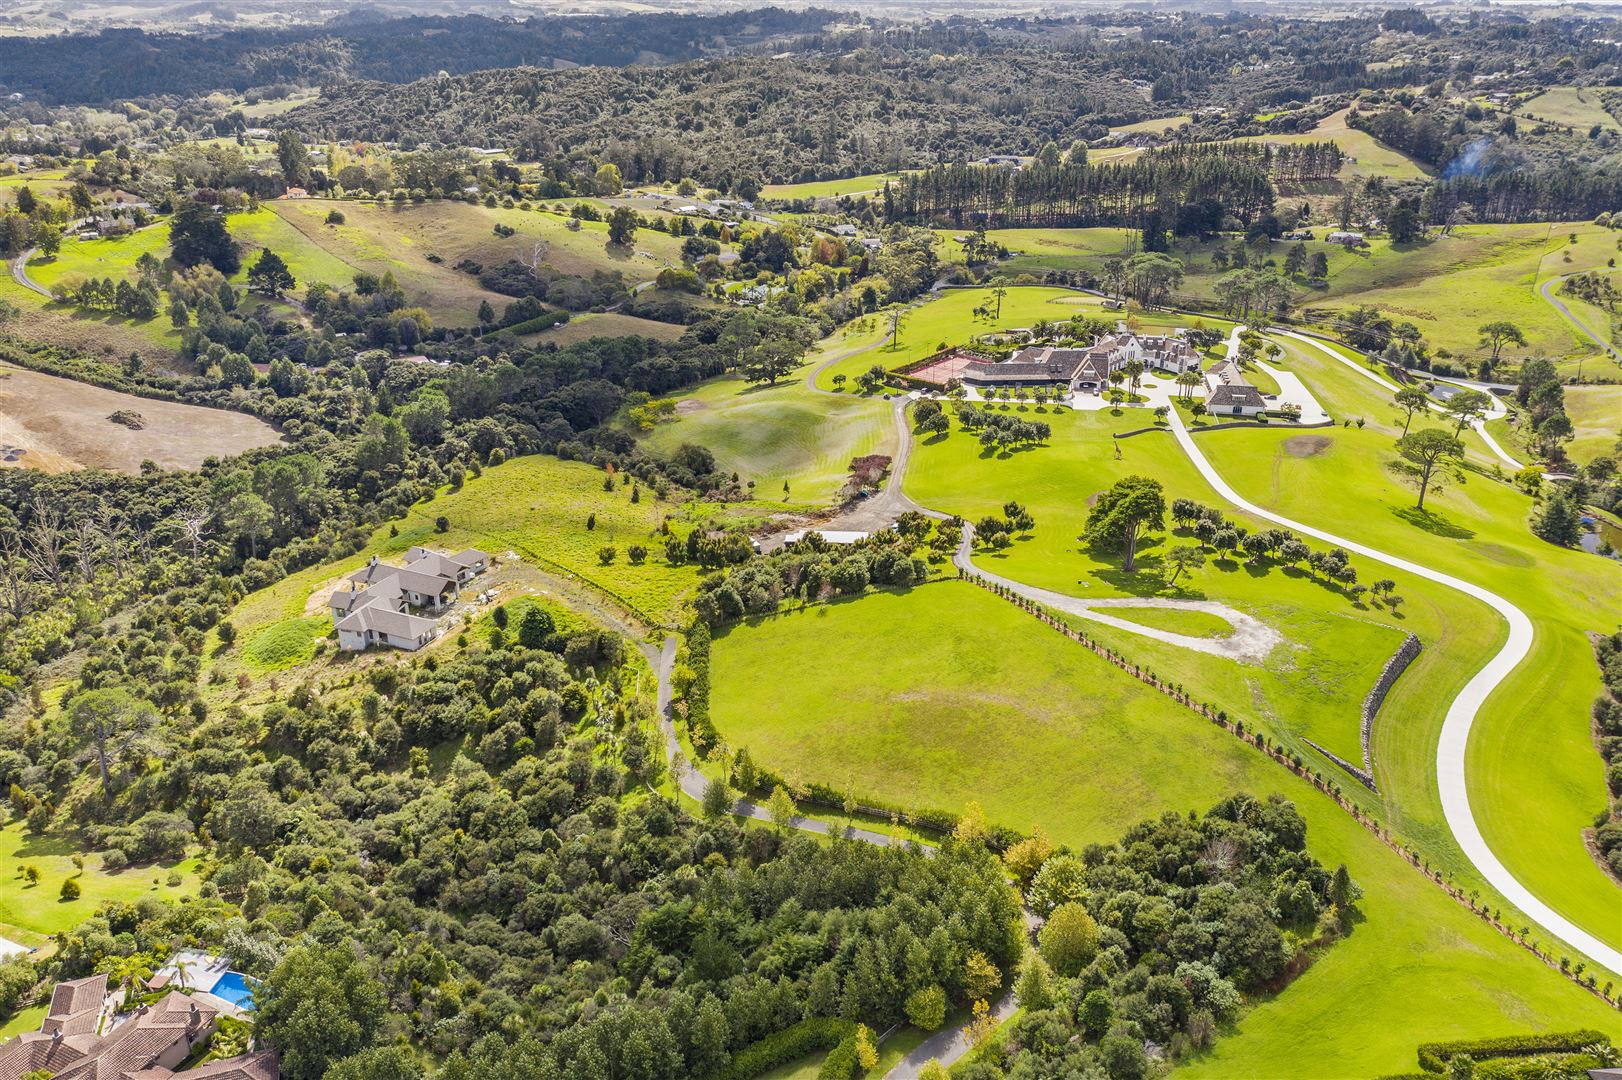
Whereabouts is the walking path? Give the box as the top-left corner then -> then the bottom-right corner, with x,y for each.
1162,403 -> 1621,974
1539,273 -> 1621,362
1268,328 -> 1524,471
883,996 -> 1019,1079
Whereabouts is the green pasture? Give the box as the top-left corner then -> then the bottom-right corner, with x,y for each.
1514,87 -> 1620,132
903,404 -> 1427,775
0,822 -> 199,946
224,453 -> 780,654
707,584 -> 1616,1076
1199,334 -> 1622,959
636,373 -> 893,507
1237,107 -> 1432,181
1309,221 -> 1619,368
761,171 -> 914,201
1110,115 -> 1191,136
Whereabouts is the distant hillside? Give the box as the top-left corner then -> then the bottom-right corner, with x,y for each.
0,7 -> 836,103
278,52 -> 1154,186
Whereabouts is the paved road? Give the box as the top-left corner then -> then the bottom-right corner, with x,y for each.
1162,403 -> 1621,974
8,247 -> 48,298
1539,273 -> 1621,362
1268,328 -> 1524,471
882,994 -> 1018,1079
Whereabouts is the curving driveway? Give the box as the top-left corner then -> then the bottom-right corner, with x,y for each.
9,247 -> 49,298
1268,328 -> 1524,470
1162,403 -> 1620,973
1539,273 -> 1620,362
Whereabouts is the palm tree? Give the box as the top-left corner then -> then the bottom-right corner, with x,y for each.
1176,369 -> 1201,402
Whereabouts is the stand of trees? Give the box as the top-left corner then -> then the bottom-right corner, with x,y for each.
885,146 -> 1277,230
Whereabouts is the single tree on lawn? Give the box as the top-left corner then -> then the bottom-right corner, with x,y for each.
607,206 -> 638,246
1478,320 -> 1526,364
1392,386 -> 1430,436
169,198 -> 241,275
991,286 -> 1007,320
1443,388 -> 1493,437
1388,428 -> 1464,510
246,249 -> 295,297
1531,490 -> 1583,547
67,687 -> 156,798
1083,475 -> 1166,572
1163,544 -> 1206,586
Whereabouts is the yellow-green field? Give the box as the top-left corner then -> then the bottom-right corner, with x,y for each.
1239,107 -> 1432,181
1514,87 -> 1620,132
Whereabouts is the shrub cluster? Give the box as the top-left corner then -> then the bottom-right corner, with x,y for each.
691,530 -> 932,626
963,794 -> 1360,1076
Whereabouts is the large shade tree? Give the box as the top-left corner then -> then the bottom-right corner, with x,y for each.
1083,474 -> 1166,572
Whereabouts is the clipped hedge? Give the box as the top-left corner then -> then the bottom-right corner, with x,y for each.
707,1018 -> 855,1080
1417,1030 -> 1610,1072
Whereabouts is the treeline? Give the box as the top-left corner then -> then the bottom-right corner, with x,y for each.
0,9 -> 836,103
883,145 -> 1278,229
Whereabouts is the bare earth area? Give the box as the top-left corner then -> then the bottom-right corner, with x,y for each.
0,362 -> 281,473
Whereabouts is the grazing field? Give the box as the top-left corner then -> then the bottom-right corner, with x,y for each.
708,584 -> 1616,1075
762,171 -> 914,200
1309,221 -> 1619,368
1198,335 -> 1622,958
0,361 -> 281,473
517,311 -> 690,347
0,822 -> 199,947
1514,87 -> 1620,132
1110,115 -> 1191,136
904,405 -> 1436,776
1238,107 -> 1432,181
636,373 -> 893,507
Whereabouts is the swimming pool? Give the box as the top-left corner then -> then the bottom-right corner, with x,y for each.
205,970 -> 256,1010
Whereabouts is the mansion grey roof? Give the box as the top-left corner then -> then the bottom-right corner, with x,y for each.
1208,383 -> 1268,409
336,604 -> 438,640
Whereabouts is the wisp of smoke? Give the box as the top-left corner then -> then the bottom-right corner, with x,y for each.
1441,138 -> 1491,181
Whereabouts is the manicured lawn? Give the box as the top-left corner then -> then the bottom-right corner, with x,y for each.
1198,335 -> 1622,959
1094,605 -> 1235,638
0,1003 -> 46,1039
812,286 -> 1226,391
707,583 -> 1616,1076
519,311 -> 689,347
637,373 -> 893,507
0,822 -> 199,946
905,405 -> 1424,776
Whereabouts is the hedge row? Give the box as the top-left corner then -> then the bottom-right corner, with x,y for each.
1417,1030 -> 1611,1072
686,623 -> 717,752
705,1018 -> 855,1080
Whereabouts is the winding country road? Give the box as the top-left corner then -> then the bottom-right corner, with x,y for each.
8,248 -> 49,298
1163,397 -> 1620,974
1539,272 -> 1621,362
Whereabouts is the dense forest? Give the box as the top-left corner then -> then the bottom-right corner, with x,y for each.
0,8 -> 835,104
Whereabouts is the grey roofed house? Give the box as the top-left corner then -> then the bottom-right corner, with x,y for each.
330,577 -> 405,617
404,546 -> 488,583
335,603 -> 439,652
1207,382 -> 1268,412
